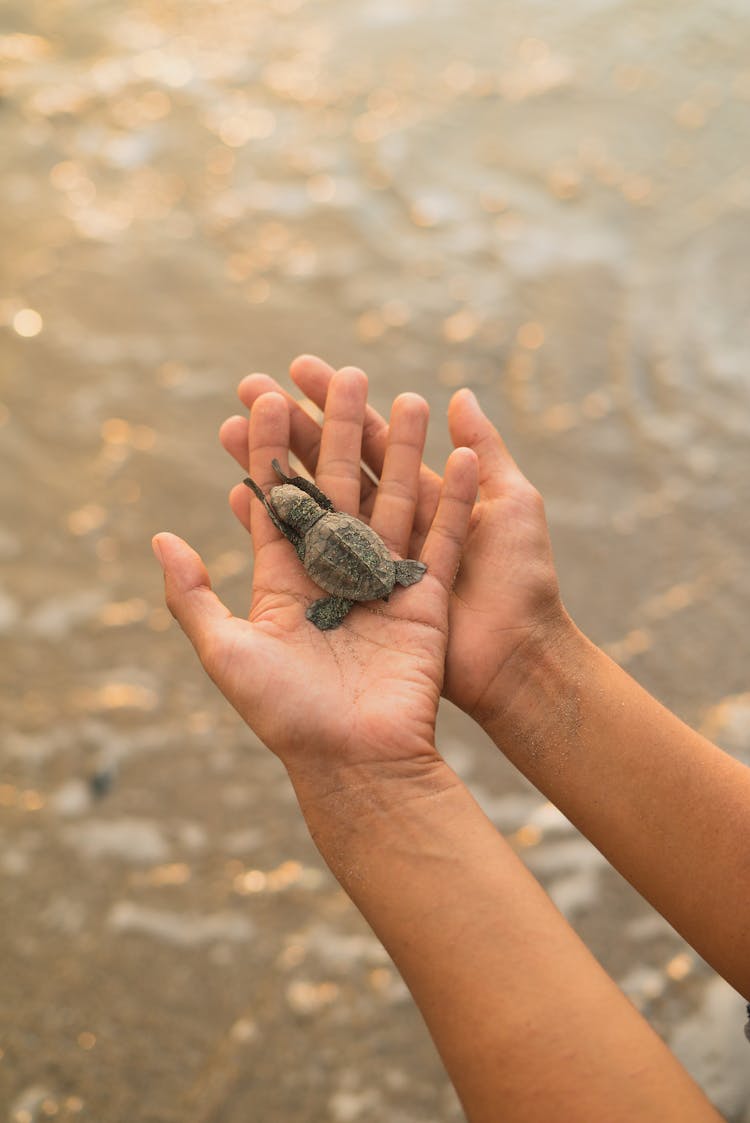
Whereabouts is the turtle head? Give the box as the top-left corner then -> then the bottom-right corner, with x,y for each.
270,484 -> 325,533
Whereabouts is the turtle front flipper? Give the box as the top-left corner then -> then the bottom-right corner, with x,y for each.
243,476 -> 305,559
306,595 -> 353,630
394,559 -> 427,587
271,459 -> 334,511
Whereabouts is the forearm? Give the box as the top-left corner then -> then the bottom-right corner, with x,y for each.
287,755 -> 719,1123
480,619 -> 750,997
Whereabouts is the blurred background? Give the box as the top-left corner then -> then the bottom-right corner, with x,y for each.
2,0 -> 750,1119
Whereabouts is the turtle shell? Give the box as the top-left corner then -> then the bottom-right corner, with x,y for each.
303,513 -> 395,601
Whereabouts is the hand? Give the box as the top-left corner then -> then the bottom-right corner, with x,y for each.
153,383 -> 477,780
220,356 -> 568,723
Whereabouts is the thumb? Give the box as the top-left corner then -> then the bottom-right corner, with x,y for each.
448,389 -> 526,498
152,532 -> 233,673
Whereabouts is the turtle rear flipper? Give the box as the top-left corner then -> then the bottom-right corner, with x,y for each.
394,560 -> 427,587
306,595 -> 353,630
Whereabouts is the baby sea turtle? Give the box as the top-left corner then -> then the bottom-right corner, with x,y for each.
243,460 -> 427,630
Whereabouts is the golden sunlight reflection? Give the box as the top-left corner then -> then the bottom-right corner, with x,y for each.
512,824 -> 543,849
4,0 -> 749,1114
130,863 -> 191,887
12,308 -> 43,337
285,979 -> 340,1014
67,505 -> 108,536
233,860 -> 324,895
98,597 -> 150,626
442,308 -> 481,343
516,322 -> 545,351
666,953 -> 694,981
72,683 -> 159,712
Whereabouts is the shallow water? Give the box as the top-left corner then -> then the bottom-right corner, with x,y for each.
2,1 -> 750,1119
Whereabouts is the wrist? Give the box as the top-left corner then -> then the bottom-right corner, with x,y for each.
285,752 -> 463,882
475,609 -> 593,770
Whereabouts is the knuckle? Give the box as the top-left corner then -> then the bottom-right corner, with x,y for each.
378,476 -> 414,503
432,519 -> 463,548
319,454 -> 360,480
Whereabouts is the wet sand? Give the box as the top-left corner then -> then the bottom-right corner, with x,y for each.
2,1 -> 750,1119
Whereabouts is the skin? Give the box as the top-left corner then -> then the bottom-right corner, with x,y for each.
154,364 -> 729,1121
221,355 -> 750,1004
153,390 -> 478,775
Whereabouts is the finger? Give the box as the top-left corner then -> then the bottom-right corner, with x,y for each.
290,356 -> 381,515
236,372 -> 324,475
220,414 -> 250,470
448,389 -> 526,499
369,393 -> 429,556
419,448 -> 478,591
288,352 -> 337,409
290,354 -> 389,480
290,354 -> 443,540
235,371 -> 380,511
314,365 -> 368,514
229,480 -> 252,534
247,392 -> 291,551
152,532 -> 232,674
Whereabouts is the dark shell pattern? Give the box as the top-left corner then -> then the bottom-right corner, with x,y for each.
305,514 -> 395,600
242,461 -> 426,629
